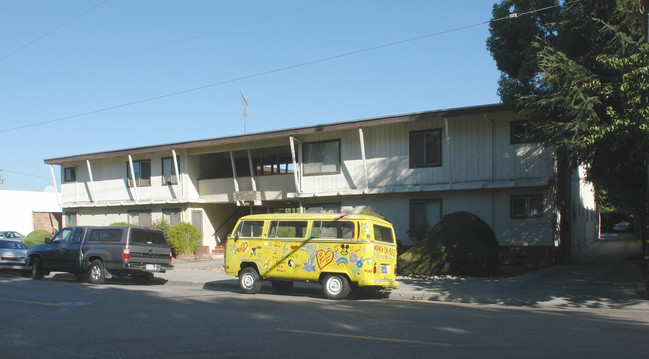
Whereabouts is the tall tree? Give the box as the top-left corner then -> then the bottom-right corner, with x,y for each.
487,0 -> 649,295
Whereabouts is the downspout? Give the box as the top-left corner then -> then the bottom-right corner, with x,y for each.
229,150 -> 241,206
86,159 -> 97,203
484,114 -> 496,229
358,128 -> 369,189
49,164 -> 61,206
172,149 -> 182,199
127,155 -> 139,203
289,136 -> 302,194
444,118 -> 453,185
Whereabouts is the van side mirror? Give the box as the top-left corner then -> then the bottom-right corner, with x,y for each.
44,237 -> 51,244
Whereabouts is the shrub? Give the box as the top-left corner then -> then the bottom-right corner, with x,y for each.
23,230 -> 51,247
151,219 -> 171,237
398,211 -> 499,277
167,222 -> 203,256
360,210 -> 405,255
110,222 -> 134,226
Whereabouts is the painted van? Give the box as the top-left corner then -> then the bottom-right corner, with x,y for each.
224,213 -> 399,299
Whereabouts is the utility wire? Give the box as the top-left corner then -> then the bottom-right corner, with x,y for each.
0,1 -> 571,134
0,0 -> 338,92
0,0 -> 108,63
0,169 -> 50,180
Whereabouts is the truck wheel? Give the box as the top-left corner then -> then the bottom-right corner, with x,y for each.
271,280 -> 293,292
88,259 -> 106,284
322,274 -> 350,300
239,267 -> 262,294
31,257 -> 44,280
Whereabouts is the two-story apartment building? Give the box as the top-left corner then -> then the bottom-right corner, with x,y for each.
45,104 -> 598,259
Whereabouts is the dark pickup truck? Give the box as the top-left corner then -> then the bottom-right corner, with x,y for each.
26,226 -> 174,284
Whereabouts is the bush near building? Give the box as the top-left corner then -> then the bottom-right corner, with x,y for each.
398,211 -> 499,277
23,230 -> 51,247
167,222 -> 203,256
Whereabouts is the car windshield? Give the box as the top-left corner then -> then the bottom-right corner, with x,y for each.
1,231 -> 24,238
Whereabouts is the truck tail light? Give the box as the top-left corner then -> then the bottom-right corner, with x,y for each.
122,247 -> 130,259
169,250 -> 173,263
373,265 -> 377,274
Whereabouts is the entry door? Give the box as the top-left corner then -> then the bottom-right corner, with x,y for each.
191,211 -> 203,236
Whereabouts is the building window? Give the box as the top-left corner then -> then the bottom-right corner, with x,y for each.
410,129 -> 442,168
304,203 -> 340,213
510,120 -> 531,144
251,145 -> 295,176
127,159 -> 151,187
510,195 -> 544,218
162,157 -> 180,185
163,209 -> 181,225
410,198 -> 442,240
63,167 -> 76,182
64,212 -> 77,226
303,140 -> 340,175
129,210 -> 152,227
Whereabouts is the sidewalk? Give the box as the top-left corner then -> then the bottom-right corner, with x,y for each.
157,233 -> 649,310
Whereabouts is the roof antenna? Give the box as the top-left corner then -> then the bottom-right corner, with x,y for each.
240,91 -> 248,134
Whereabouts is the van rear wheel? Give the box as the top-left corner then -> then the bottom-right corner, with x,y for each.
322,274 -> 350,300
239,267 -> 262,294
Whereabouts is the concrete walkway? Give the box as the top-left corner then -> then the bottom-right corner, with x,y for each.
157,233 -> 649,309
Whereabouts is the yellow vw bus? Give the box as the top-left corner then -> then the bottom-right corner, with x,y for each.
224,213 -> 398,299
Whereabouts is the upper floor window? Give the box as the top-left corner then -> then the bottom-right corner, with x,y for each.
510,194 -> 544,218
303,140 -> 340,176
162,156 -> 180,185
410,129 -> 442,168
63,167 -> 76,182
127,159 -> 151,187
510,120 -> 532,144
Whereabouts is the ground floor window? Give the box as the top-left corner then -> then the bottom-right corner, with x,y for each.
304,203 -> 340,213
163,209 -> 181,225
129,210 -> 152,227
510,194 -> 544,218
64,212 -> 77,227
410,198 -> 442,240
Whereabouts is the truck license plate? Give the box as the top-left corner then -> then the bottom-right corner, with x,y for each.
146,264 -> 160,271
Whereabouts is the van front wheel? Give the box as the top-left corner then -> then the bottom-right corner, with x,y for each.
322,274 -> 350,300
239,267 -> 262,294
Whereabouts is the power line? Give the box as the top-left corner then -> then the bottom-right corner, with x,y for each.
0,2 -> 569,134
0,0 -> 108,64
0,169 -> 50,180
0,0 -> 338,93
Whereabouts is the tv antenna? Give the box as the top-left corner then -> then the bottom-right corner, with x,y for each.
240,91 -> 248,134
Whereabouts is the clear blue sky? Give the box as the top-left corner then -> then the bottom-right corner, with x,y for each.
0,0 -> 502,192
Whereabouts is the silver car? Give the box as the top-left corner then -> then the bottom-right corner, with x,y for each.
0,239 -> 29,273
0,231 -> 26,242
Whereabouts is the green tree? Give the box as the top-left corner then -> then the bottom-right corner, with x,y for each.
487,0 -> 649,295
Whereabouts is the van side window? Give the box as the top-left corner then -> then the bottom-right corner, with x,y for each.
88,229 -> 123,242
311,221 -> 354,239
373,225 -> 394,244
268,221 -> 308,238
235,221 -> 264,238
